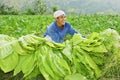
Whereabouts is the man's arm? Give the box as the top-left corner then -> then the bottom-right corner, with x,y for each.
68,24 -> 85,38
44,28 -> 62,43
68,25 -> 78,36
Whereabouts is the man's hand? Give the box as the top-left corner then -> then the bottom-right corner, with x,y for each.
45,35 -> 52,42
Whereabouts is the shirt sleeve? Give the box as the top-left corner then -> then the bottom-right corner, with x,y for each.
44,28 -> 62,43
44,30 -> 48,37
68,24 -> 78,36
48,29 -> 61,43
68,24 -> 84,38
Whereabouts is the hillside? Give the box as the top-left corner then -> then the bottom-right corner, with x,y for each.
44,0 -> 120,14
0,0 -> 120,14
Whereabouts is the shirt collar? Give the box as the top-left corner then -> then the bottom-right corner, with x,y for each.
54,21 -> 65,31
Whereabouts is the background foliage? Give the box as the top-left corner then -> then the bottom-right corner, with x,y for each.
0,0 -> 47,15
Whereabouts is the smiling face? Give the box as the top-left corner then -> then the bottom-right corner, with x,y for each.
56,14 -> 66,27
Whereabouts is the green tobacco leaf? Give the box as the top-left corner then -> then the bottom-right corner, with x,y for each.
39,63 -> 52,80
25,67 -> 40,79
0,52 -> 19,73
46,51 -> 64,78
0,40 -> 13,59
53,55 -> 66,76
0,35 -> 25,58
65,73 -> 88,80
72,47 -> 94,78
42,55 -> 55,79
38,53 -> 53,80
58,58 -> 71,74
0,34 -> 18,59
0,34 -> 15,41
53,42 -> 65,49
14,54 -> 35,77
62,40 -> 72,61
81,44 -> 108,53
82,32 -> 103,47
77,47 -> 102,78
91,44 -> 108,53
37,46 -> 57,80
70,33 -> 83,45
21,54 -> 35,77
14,55 -> 28,76
87,32 -> 100,40
12,41 -> 26,55
46,42 -> 55,48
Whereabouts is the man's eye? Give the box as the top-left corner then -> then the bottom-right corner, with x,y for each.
61,16 -> 66,18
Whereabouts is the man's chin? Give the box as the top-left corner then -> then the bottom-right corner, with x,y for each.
62,22 -> 65,25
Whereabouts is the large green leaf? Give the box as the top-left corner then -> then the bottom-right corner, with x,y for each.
0,40 -> 13,59
0,34 -> 25,59
65,73 -> 88,80
46,53 -> 64,78
25,67 -> 40,80
0,36 -> 16,59
14,55 -> 27,76
0,52 -> 19,73
81,44 -> 108,53
76,47 -> 102,78
14,54 -> 36,77
21,54 -> 35,77
62,40 -> 72,61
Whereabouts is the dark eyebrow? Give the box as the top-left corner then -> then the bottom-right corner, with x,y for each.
60,16 -> 66,18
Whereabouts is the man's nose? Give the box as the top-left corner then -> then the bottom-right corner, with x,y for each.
63,17 -> 66,20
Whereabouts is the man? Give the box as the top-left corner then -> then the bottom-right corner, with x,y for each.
44,10 -> 78,43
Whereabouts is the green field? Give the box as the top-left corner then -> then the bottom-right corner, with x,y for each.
0,15 -> 120,37
0,15 -> 120,80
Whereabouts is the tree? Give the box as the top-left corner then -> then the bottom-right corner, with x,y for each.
33,0 -> 47,15
52,5 -> 59,12
24,8 -> 36,15
24,0 -> 47,15
0,3 -> 18,15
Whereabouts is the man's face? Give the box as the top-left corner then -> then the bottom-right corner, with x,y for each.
56,14 -> 66,26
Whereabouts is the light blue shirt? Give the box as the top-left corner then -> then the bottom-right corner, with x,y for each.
44,21 -> 78,43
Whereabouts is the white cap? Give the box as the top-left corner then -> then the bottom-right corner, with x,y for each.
53,10 -> 65,18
